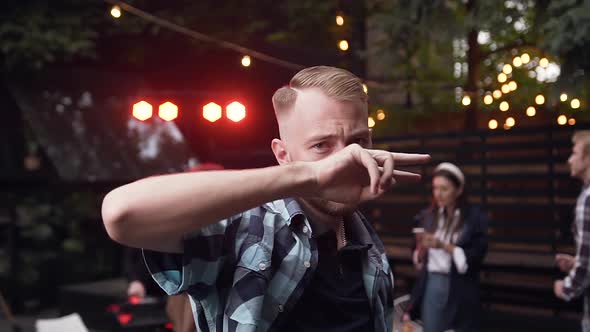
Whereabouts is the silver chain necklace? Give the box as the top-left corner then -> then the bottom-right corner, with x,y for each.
337,219 -> 347,250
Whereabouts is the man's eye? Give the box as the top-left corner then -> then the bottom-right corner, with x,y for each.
313,143 -> 326,149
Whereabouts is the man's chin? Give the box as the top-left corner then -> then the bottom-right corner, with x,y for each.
306,198 -> 357,217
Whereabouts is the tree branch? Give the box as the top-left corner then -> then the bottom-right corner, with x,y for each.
481,40 -> 541,59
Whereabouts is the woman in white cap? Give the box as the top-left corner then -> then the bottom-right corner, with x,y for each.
404,162 -> 489,332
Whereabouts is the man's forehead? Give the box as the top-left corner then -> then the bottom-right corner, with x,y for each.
292,87 -> 334,108
301,126 -> 370,143
292,87 -> 322,98
278,87 -> 368,140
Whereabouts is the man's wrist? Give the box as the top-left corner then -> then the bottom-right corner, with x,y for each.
287,162 -> 317,197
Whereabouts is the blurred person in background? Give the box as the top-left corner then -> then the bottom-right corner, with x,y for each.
124,246 -> 196,332
554,131 -> 590,332
124,247 -> 164,299
404,162 -> 488,332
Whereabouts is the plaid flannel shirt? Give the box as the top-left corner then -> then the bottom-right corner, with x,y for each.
143,198 -> 394,332
563,186 -> 590,330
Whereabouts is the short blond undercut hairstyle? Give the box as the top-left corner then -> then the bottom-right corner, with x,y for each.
272,66 -> 368,118
573,131 -> 590,155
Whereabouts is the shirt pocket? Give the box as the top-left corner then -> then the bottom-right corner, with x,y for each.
236,243 -> 272,275
226,244 -> 272,326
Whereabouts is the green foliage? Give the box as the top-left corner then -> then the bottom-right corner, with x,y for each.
6,190 -> 118,309
366,0 -> 590,135
0,0 -> 100,70
544,0 -> 590,81
368,0 -> 459,80
1,0 -> 340,71
268,0 -> 337,47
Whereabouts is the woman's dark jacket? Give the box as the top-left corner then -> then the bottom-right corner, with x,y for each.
408,205 -> 489,327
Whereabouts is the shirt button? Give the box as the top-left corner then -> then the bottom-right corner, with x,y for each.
304,261 -> 311,268
302,226 -> 309,234
278,304 -> 284,313
259,262 -> 267,271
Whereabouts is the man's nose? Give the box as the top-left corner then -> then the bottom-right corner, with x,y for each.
334,141 -> 348,152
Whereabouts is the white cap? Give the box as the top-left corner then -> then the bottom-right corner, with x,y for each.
434,162 -> 465,188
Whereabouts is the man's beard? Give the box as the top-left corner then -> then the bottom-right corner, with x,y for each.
305,197 -> 358,217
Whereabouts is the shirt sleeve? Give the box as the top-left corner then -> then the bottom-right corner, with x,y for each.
452,246 -> 468,274
142,215 -> 240,296
563,196 -> 590,301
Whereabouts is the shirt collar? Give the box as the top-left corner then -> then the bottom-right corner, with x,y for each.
283,197 -> 306,223
262,199 -> 383,263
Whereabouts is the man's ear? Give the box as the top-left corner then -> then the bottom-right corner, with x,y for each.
271,139 -> 291,165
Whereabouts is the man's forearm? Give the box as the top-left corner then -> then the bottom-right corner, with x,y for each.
102,162 -> 315,252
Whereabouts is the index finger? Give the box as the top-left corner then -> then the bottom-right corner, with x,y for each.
366,149 -> 430,166
391,152 -> 430,166
353,147 -> 381,195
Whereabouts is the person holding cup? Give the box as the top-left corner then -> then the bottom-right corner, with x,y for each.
404,162 -> 489,332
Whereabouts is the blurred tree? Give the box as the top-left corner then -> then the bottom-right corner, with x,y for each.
544,0 -> 590,88
5,190 -> 116,311
3,0 -> 587,124
0,0 -> 100,70
367,0 -> 589,134
0,0 -> 344,71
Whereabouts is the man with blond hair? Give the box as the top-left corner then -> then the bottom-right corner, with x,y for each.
555,130 -> 590,332
102,66 -> 429,332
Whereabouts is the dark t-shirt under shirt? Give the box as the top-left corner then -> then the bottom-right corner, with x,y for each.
282,229 -> 373,332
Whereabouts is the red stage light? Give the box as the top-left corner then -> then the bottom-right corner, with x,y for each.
158,101 -> 179,121
132,100 -> 153,121
226,101 -> 246,122
203,102 -> 222,122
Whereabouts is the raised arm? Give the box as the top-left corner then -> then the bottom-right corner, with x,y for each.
102,162 -> 313,253
102,144 -> 429,253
